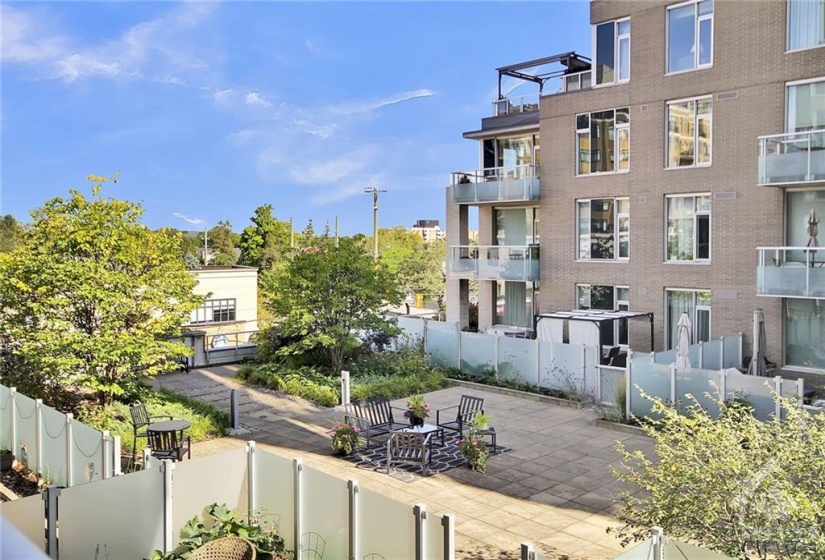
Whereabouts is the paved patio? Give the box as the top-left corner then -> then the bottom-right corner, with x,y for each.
151,366 -> 654,560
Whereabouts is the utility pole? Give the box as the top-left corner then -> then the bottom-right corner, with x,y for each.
364,187 -> 386,260
202,228 -> 209,265
289,217 -> 294,248
335,216 -> 339,247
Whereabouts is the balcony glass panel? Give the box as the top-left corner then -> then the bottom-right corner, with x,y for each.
449,165 -> 539,203
756,247 -> 825,298
758,130 -> 825,185
448,245 -> 539,281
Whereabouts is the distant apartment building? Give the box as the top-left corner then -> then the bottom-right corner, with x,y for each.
186,265 -> 258,343
446,0 -> 825,378
411,219 -> 446,243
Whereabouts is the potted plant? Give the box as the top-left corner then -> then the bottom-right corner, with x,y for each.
458,433 -> 489,473
469,411 -> 491,431
404,395 -> 429,427
329,421 -> 361,455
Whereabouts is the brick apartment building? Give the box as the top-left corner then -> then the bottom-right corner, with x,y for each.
446,0 -> 825,378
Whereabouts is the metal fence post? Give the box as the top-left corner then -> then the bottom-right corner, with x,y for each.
113,435 -> 122,476
719,335 -> 726,369
413,504 -> 426,560
651,527 -> 664,560
442,513 -> 455,560
35,399 -> 43,476
720,368 -> 728,403
102,430 -> 110,479
774,376 -> 783,419
422,318 -> 429,360
670,364 -> 677,405
247,441 -> 256,520
43,484 -> 60,559
456,323 -> 462,371
294,458 -> 304,560
230,390 -> 241,431
493,335 -> 500,378
162,460 -> 175,553
65,413 -> 73,487
143,447 -> 152,471
626,354 -> 632,421
738,332 -> 744,368
10,388 -> 17,460
698,341 -> 704,369
581,344 -> 587,397
534,339 -> 541,387
341,371 -> 351,406
797,378 -> 805,408
348,480 -> 360,560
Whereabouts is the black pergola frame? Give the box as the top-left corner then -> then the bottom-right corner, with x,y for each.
534,309 -> 655,352
496,51 -> 591,98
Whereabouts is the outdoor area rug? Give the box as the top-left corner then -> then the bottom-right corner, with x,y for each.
341,438 -> 511,482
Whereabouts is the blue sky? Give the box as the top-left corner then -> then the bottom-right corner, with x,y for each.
1,1 -> 590,235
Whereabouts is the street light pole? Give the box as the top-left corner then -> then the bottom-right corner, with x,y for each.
364,187 -> 386,260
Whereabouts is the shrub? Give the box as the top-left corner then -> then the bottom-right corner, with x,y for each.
237,363 -> 340,408
329,421 -> 361,455
347,344 -> 428,378
349,371 -> 446,403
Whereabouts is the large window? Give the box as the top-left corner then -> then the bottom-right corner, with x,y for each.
665,289 -> 711,350
577,198 -> 629,260
577,284 -> 630,346
785,299 -> 825,370
787,79 -> 825,133
667,97 -> 712,168
788,0 -> 825,51
190,299 -> 237,324
594,18 -> 631,85
667,0 -> 713,73
666,194 -> 711,262
483,135 -> 536,178
576,108 -> 630,174
496,207 -> 538,246
495,281 -> 536,328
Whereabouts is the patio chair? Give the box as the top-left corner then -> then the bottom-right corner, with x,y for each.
128,403 -> 172,468
344,397 -> 407,449
364,554 -> 387,560
387,431 -> 432,476
147,428 -> 191,462
300,532 -> 326,560
435,395 -> 484,438
189,536 -> 256,560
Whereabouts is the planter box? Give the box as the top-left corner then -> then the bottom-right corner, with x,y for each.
0,450 -> 12,471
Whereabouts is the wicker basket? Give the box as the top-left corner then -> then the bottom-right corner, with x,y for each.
189,537 -> 256,560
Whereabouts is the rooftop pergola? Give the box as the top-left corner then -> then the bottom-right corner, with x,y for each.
496,51 -> 591,98
535,309 -> 654,351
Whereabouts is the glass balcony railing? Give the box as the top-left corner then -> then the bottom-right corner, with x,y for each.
490,70 -> 592,116
757,247 -> 825,299
758,130 -> 825,186
448,245 -> 540,282
449,165 -> 539,204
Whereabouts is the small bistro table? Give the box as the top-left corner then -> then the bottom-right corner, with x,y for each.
147,420 -> 192,461
397,423 -> 445,449
147,419 -> 191,435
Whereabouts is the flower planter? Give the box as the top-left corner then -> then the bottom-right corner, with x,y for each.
0,450 -> 12,472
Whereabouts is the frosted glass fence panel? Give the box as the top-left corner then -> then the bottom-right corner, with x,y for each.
302,468 -> 348,558
358,487 -> 414,559
397,316 -> 424,343
427,321 -> 458,369
255,451 -> 296,551
0,493 -> 45,552
15,393 -> 38,471
723,334 -> 742,368
655,349 -> 676,364
689,345 -> 701,369
598,366 -> 626,406
460,332 -> 495,376
425,512 -> 446,560
498,336 -> 537,385
631,352 -> 654,365
59,466 -> 164,560
629,363 -> 671,418
725,371 -> 775,421
584,345 -> 599,396
780,378 -> 801,419
703,340 -> 723,370
71,421 -> 105,486
540,343 -> 585,394
675,369 -> 721,418
0,385 -> 11,450
173,447 -> 249,545
41,407 -> 68,486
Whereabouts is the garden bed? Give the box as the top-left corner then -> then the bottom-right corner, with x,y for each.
1,465 -> 41,499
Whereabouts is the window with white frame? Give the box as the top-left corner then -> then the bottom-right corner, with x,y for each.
667,0 -> 713,73
665,289 -> 711,350
787,78 -> 825,133
667,97 -> 712,167
576,108 -> 630,174
577,284 -> 630,346
594,18 -> 631,85
788,0 -> 825,51
577,198 -> 630,260
665,194 -> 711,262
190,298 -> 237,324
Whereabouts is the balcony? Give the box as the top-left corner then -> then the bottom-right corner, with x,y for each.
448,245 -> 540,282
757,247 -> 825,299
758,130 -> 825,186
449,165 -> 539,204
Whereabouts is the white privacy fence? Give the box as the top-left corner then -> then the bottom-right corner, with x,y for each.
0,384 -> 118,488
0,442 -> 455,560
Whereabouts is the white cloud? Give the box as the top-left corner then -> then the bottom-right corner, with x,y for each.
172,212 -> 204,225
328,89 -> 435,116
245,92 -> 272,108
154,76 -> 187,86
213,89 -> 235,104
309,183 -> 369,206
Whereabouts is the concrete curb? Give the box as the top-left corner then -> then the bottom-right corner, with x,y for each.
593,418 -> 649,437
447,379 -> 591,409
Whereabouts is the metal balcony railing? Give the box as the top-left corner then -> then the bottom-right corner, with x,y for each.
490,70 -> 592,116
758,130 -> 825,186
448,245 -> 540,281
756,247 -> 825,299
449,165 -> 540,204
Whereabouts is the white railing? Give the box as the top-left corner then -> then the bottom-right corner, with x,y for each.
560,70 -> 592,93
448,245 -> 540,281
757,247 -> 825,299
449,165 -> 539,203
758,129 -> 825,185
493,93 -> 540,116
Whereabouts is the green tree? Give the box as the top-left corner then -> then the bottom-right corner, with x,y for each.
0,177 -> 203,406
209,220 -> 237,265
0,214 -> 24,252
374,227 -> 425,274
262,235 -> 401,374
238,204 -> 290,269
612,392 -> 825,559
397,238 -> 445,306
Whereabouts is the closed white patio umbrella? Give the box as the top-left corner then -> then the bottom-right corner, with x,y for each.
806,208 -> 820,248
676,312 -> 692,369
747,309 -> 767,377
